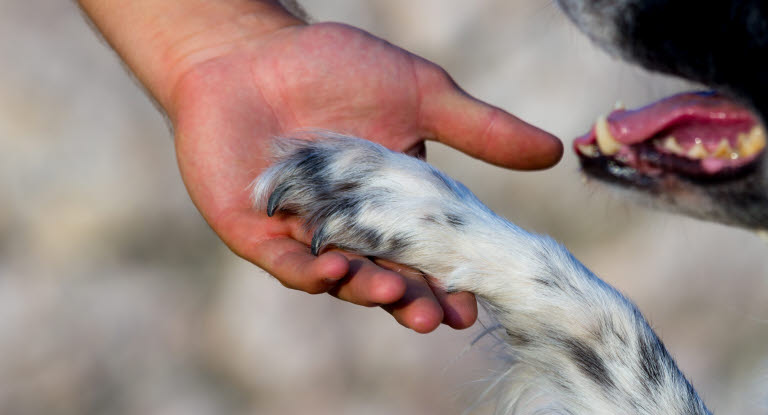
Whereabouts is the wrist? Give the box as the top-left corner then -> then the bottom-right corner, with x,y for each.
79,0 -> 304,116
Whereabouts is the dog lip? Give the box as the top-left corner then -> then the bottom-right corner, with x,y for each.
574,91 -> 758,148
575,141 -> 763,182
574,90 -> 764,178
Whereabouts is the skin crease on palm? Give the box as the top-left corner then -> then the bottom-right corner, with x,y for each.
80,1 -> 563,333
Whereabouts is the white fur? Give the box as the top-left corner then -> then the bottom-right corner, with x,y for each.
252,133 -> 710,415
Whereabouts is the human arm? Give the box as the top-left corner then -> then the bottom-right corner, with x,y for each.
77,0 -> 563,332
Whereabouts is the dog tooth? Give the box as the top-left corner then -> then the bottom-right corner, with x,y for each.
712,138 -> 734,159
661,136 -> 684,154
736,132 -> 748,154
614,100 -> 625,110
687,141 -> 708,159
738,125 -> 766,157
595,116 -> 622,156
577,144 -> 599,158
749,125 -> 766,152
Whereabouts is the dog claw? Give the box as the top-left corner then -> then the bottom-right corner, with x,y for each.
267,184 -> 290,217
310,224 -> 329,256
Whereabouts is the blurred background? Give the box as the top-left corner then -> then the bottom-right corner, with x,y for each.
1,0 -> 767,414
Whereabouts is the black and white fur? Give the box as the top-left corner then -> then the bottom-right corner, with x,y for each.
252,0 -> 768,413
253,134 -> 709,414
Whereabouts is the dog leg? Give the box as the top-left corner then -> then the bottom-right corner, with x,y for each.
252,133 -> 710,415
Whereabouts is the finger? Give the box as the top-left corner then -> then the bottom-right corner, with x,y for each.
375,259 -> 444,333
426,276 -> 478,330
327,253 -> 407,306
416,64 -> 563,170
223,212 -> 442,332
251,236 -> 350,294
215,209 -> 350,293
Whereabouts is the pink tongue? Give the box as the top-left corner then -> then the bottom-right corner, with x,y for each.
575,91 -> 757,146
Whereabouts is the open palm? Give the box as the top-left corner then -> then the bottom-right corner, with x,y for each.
171,22 -> 561,332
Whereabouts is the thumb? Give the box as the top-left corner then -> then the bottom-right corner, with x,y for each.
418,70 -> 563,170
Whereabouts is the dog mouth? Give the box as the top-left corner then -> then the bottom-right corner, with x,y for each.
574,91 -> 766,185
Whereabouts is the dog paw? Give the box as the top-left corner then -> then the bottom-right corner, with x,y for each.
252,133 -> 498,286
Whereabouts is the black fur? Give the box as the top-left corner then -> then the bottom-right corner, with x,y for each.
637,333 -> 664,388
562,337 -> 616,389
444,212 -> 466,228
618,1 -> 768,120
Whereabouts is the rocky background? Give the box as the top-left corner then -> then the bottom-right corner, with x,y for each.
1,1 -> 767,414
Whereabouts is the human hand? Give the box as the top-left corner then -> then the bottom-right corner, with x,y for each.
170,21 -> 562,332
79,1 -> 562,333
